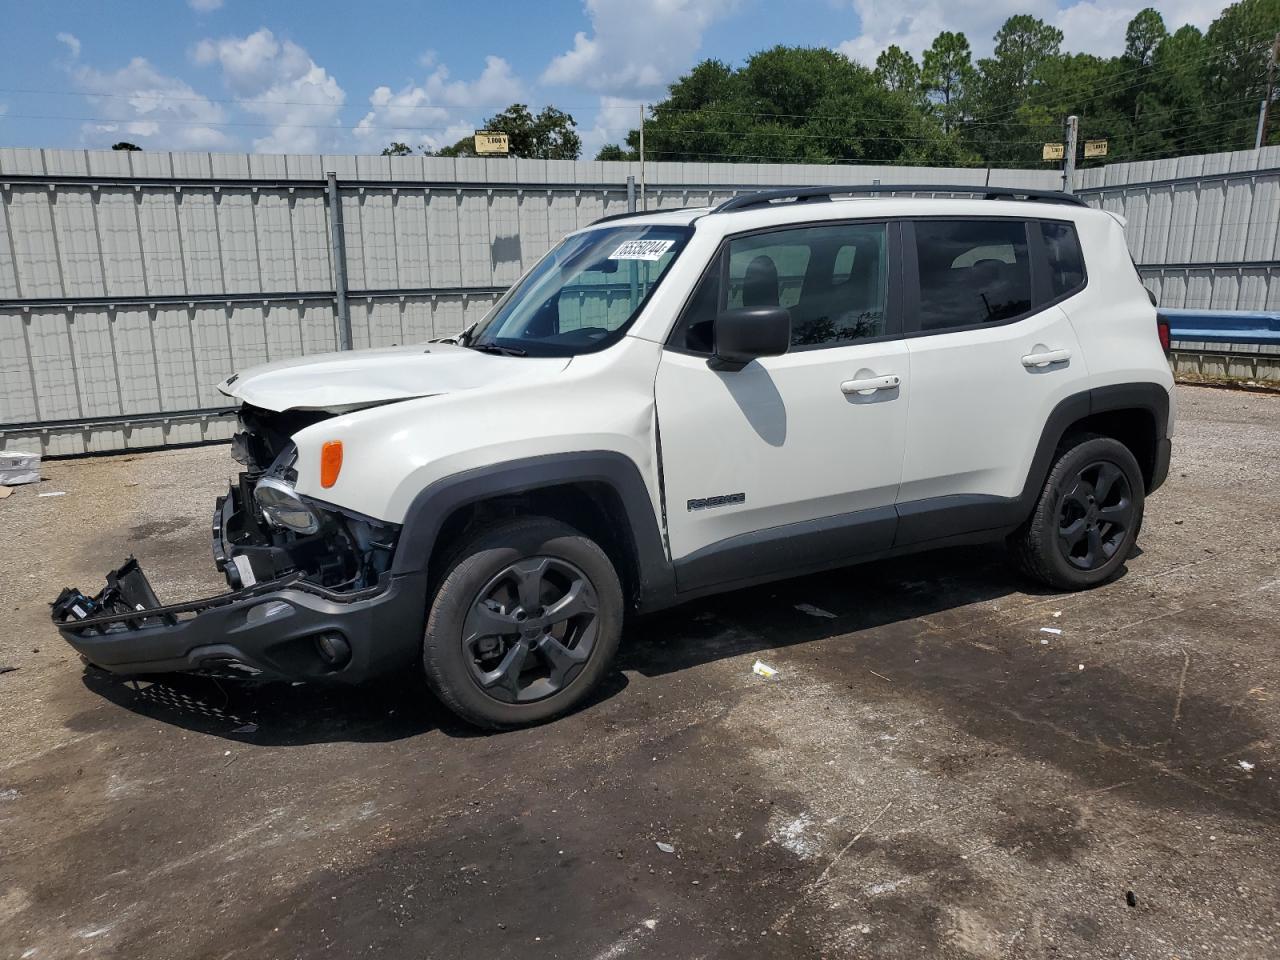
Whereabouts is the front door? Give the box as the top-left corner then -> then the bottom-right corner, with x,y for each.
656,219 -> 909,594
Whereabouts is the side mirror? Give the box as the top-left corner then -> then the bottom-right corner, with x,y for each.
709,306 -> 791,371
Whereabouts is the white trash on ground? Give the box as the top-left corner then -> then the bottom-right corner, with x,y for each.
655,841 -> 675,854
752,660 -> 778,679
0,450 -> 40,486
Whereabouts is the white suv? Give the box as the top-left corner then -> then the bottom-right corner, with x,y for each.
55,185 -> 1175,728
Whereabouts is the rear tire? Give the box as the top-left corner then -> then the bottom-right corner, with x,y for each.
1009,434 -> 1145,591
422,517 -> 623,729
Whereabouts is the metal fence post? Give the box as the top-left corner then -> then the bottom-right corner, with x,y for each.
326,171 -> 353,350
1063,115 -> 1079,194
627,175 -> 636,213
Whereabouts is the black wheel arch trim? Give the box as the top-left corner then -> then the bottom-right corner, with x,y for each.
1021,382 -> 1170,504
392,451 -> 677,612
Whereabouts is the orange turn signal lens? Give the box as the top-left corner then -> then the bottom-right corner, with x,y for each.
320,440 -> 343,489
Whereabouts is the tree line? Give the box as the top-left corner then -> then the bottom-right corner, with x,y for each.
387,0 -> 1279,168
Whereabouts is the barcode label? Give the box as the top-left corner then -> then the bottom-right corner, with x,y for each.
609,239 -> 674,261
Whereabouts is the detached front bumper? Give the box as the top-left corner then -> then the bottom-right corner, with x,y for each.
51,492 -> 426,683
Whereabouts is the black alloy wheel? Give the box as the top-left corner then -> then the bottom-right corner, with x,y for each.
462,556 -> 600,704
1056,460 -> 1135,571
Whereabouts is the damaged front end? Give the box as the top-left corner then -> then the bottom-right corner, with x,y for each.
51,405 -> 426,683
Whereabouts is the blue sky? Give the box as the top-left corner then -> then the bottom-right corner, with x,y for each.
0,0 -> 1224,157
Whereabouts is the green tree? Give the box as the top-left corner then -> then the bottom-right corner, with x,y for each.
111,141 -> 141,151
381,141 -> 413,156
595,143 -> 635,161
1125,8 -> 1169,65
970,16 -> 1065,162
431,103 -> 583,159
1205,0 -> 1280,147
922,31 -> 975,132
874,45 -> 921,96
629,45 -> 963,166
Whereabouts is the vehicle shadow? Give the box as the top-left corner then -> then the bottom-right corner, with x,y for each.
75,542 -> 1032,747
618,542 -> 1048,677
77,655 -> 632,746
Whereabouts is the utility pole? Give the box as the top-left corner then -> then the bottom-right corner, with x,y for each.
639,103 -> 647,211
1063,115 -> 1079,194
1256,32 -> 1279,150
326,171 -> 352,351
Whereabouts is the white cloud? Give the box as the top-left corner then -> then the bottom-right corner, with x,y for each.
65,49 -> 232,149
353,56 -> 524,152
837,0 -> 1053,64
835,0 -> 1224,64
542,0 -> 738,98
188,0 -> 224,11
1055,0 -> 1222,57
56,32 -> 81,60
578,95 -> 643,158
193,28 -> 345,153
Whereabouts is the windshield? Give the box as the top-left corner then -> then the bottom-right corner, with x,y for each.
467,223 -> 693,356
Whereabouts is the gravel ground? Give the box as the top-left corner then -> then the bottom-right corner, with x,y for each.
1,384 -> 1278,960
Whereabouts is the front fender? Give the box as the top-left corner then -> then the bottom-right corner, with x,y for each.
390,451 -> 676,612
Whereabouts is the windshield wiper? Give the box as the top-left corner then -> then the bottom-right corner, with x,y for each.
467,342 -> 527,357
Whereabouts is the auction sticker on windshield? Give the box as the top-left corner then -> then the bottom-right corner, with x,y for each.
609,239 -> 675,261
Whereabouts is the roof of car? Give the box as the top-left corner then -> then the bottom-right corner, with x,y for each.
583,187 -> 1103,234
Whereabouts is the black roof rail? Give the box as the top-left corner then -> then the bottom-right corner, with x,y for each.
590,209 -> 654,226
711,184 -> 1088,214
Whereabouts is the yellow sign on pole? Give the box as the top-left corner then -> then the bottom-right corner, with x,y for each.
474,132 -> 509,155
1084,139 -> 1109,158
1042,143 -> 1065,161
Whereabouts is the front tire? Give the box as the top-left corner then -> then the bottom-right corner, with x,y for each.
1010,434 -> 1145,591
422,517 -> 624,729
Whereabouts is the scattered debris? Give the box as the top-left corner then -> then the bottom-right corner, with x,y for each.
860,925 -> 872,935
1079,664 -> 1085,671
1040,627 -> 1063,635
655,841 -> 675,854
795,603 -> 837,619
1238,760 -> 1256,772
868,669 -> 892,682
0,486 -> 11,500
231,723 -> 259,734
0,788 -> 18,801
37,491 -> 67,498
0,666 -> 17,676
1126,890 -> 1137,908
752,660 -> 778,679
1051,611 -> 1062,618
1040,638 -> 1050,645
0,450 -> 40,486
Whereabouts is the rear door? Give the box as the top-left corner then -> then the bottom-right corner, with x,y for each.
656,220 -> 910,593
895,217 -> 1090,544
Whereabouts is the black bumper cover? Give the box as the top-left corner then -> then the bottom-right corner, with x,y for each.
52,494 -> 425,683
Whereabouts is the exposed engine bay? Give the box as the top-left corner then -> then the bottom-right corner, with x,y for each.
220,404 -> 399,592
50,404 -> 406,679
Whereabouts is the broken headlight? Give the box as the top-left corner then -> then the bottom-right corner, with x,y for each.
253,477 -> 320,534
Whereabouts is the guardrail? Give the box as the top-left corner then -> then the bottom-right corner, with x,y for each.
1159,308 -> 1280,345
1159,308 -> 1280,382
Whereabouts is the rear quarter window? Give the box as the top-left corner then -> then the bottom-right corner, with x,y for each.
1041,220 -> 1086,298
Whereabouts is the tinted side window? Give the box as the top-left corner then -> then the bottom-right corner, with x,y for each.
1041,220 -> 1086,298
674,222 -> 889,353
913,220 -> 1032,331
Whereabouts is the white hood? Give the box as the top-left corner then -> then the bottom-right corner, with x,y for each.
218,343 -> 571,413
